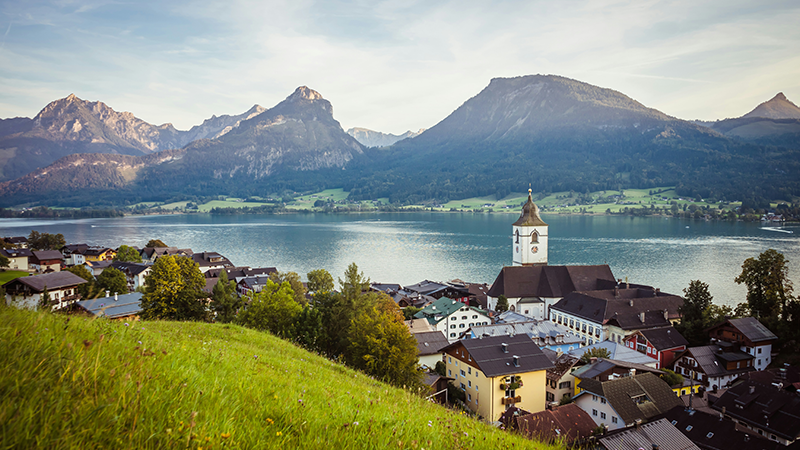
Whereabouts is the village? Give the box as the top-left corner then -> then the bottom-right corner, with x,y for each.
2,190 -> 799,450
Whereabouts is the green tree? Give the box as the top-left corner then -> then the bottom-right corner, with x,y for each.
402,306 -> 422,320
141,256 -> 207,321
114,245 -> 143,263
677,280 -> 714,346
97,267 -> 129,296
39,286 -> 50,310
28,231 -> 66,251
237,279 -> 301,338
307,269 -> 334,294
294,305 -> 324,349
579,347 -> 611,364
145,239 -> 167,248
339,263 -> 370,302
496,295 -> 509,312
735,249 -> 794,322
269,271 -> 308,306
348,295 -> 423,388
434,360 -> 446,377
66,265 -> 96,299
210,270 -> 241,323
660,369 -> 684,387
0,253 -> 9,268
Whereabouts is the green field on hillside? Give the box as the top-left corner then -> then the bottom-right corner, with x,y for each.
0,308 -> 556,449
0,270 -> 28,284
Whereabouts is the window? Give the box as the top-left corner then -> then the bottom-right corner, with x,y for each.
559,381 -> 571,389
450,324 -> 456,329
601,398 -> 606,404
450,333 -> 456,338
472,315 -> 477,319
592,409 -> 598,416
612,417 -> 618,424
460,370 -> 465,377
600,412 -> 606,419
671,420 -> 677,426
459,324 -> 465,328
569,319 -> 574,328
588,325 -> 594,334
547,392 -> 555,402
468,394 -> 471,402
515,230 -> 519,243
460,383 -> 465,390
706,432 -> 714,438
582,323 -> 587,333
448,357 -> 452,363
771,435 -> 777,441
592,395 -> 598,402
468,381 -> 472,388
686,426 -> 693,431
461,316 -> 467,320
448,369 -> 451,376
758,347 -> 762,354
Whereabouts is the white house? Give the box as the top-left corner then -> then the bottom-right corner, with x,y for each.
413,297 -> 491,342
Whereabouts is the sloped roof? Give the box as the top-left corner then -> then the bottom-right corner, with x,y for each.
0,248 -> 32,258
467,320 -> 583,346
712,381 -> 800,441
31,250 -> 64,261
110,261 -> 150,276
547,353 -> 581,381
413,297 -> 486,325
578,372 -> 683,425
569,340 -> 657,366
487,264 -> 616,299
5,271 -> 86,291
637,326 -> 689,351
413,331 -> 450,356
76,292 -> 143,319
655,406 -> 787,450
684,345 -> 754,378
442,334 -> 554,377
721,317 -> 778,343
191,252 -> 233,267
205,266 -> 277,279
405,318 -> 435,333
516,403 -> 596,444
552,288 -> 683,329
571,358 -> 663,380
599,418 -> 700,450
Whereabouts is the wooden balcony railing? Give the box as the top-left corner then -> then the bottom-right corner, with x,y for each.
501,396 -> 521,405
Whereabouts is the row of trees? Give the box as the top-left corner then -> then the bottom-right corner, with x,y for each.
139,257 -> 423,388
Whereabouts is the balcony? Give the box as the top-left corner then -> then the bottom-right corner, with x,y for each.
501,396 -> 522,405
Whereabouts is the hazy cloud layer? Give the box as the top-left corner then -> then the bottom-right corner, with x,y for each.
0,0 -> 798,134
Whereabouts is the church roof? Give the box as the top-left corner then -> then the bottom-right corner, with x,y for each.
487,264 -> 616,298
513,190 -> 548,227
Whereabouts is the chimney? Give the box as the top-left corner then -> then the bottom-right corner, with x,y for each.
749,385 -> 756,394
629,299 -> 634,307
590,357 -> 598,364
639,312 -> 646,323
105,290 -> 110,298
653,289 -> 657,297
501,343 -> 508,353
614,287 -> 619,298
635,419 -> 642,429
513,355 -> 519,367
656,288 -> 660,294
114,292 -> 118,301
663,310 -> 669,321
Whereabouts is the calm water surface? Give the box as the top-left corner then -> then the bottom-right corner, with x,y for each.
1,213 -> 798,307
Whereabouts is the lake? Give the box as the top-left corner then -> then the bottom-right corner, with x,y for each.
1,212 -> 798,307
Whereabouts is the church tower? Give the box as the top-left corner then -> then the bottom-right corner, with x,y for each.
512,189 -> 548,266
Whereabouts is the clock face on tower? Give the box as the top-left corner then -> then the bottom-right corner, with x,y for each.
532,246 -> 538,254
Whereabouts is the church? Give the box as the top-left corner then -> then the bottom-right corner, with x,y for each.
486,190 -> 618,319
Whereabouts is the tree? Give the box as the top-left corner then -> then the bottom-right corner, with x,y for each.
145,239 -> 167,248
210,270 -> 241,323
579,347 -> 611,364
294,305 -> 324,349
0,253 -> 9,269
348,295 -> 423,388
434,360 -> 446,376
677,280 -> 714,346
114,245 -> 142,263
339,263 -> 370,302
269,271 -> 307,306
402,306 -> 422,320
66,265 -> 96,299
496,295 -> 509,312
28,231 -> 66,251
39,286 -> 50,310
660,368 -> 684,387
141,256 -> 207,321
97,267 -> 129,296
237,279 -> 301,338
735,249 -> 794,322
307,269 -> 334,294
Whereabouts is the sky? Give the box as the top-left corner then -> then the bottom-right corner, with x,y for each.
0,0 -> 799,134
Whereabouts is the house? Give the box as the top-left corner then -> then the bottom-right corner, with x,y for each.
140,247 -> 193,263
109,261 -> 151,292
712,380 -> 800,446
236,275 -> 274,296
572,358 -> 664,398
574,372 -> 683,431
544,352 -> 581,405
412,330 -> 449,370
403,280 -> 474,305
486,264 -> 617,319
413,296 -> 491,342
550,286 -> 684,346
2,236 -> 29,248
83,247 -> 116,262
513,403 -> 598,446
61,244 -> 89,265
191,252 -> 234,273
84,260 -> 113,277
205,266 -> 277,280
423,372 -> 453,404
656,405 -> 790,450
75,292 -> 143,320
624,326 -> 689,369
0,248 -> 32,270
598,418 -> 700,450
569,340 -> 659,368
707,318 -> 777,371
464,319 -> 584,353
672,344 -> 756,392
3,271 -> 87,310
736,364 -> 800,392
30,250 -> 64,272
441,334 -> 554,421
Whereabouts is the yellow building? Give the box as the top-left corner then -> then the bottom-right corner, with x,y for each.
84,247 -> 116,262
442,334 -> 554,422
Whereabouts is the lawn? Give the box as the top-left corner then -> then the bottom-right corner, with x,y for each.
0,270 -> 28,284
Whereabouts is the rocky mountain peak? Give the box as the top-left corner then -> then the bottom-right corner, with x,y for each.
742,92 -> 800,119
288,86 -> 324,101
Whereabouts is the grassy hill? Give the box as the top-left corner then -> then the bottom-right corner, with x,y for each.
0,308 -> 558,449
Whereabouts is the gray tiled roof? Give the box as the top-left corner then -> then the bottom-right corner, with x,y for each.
413,331 -> 450,356
467,320 -> 584,346
726,317 -> 778,343
76,292 -> 143,319
442,334 -> 554,377
712,381 -> 800,442
552,288 -> 683,329
638,326 -> 689,350
570,358 -> 663,380
599,418 -> 700,450
487,264 -> 616,299
5,271 -> 86,291
684,345 -> 754,378
578,372 -> 683,425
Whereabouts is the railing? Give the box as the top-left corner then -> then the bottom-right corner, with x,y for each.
501,396 -> 522,405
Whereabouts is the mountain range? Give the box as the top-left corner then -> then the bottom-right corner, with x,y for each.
346,127 -> 425,147
1,76 -> 799,207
